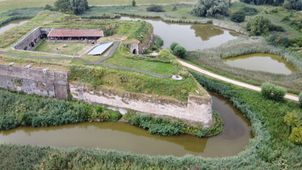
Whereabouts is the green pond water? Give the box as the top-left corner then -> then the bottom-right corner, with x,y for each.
0,95 -> 251,157
224,53 -> 296,75
121,17 -> 238,51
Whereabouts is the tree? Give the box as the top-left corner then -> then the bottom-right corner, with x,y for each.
54,0 -> 89,15
132,0 -> 136,7
171,44 -> 187,58
246,15 -> 271,36
284,0 -> 302,10
192,0 -> 229,17
284,112 -> 301,128
230,11 -> 246,23
261,82 -> 287,101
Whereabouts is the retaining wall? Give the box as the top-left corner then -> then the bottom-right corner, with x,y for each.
70,84 -> 213,127
0,64 -> 69,99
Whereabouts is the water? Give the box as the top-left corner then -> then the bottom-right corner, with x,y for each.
224,53 -> 295,75
0,20 -> 28,34
121,17 -> 238,51
0,95 -> 251,157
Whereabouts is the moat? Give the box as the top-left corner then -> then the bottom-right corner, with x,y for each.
0,94 -> 251,157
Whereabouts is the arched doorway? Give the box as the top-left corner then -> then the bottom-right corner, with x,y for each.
132,49 -> 137,54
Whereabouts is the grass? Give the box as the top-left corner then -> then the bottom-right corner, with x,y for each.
34,40 -> 92,56
104,46 -> 179,75
69,65 -> 204,101
0,0 -> 196,12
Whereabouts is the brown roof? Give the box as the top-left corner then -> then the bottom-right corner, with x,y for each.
48,28 -> 104,38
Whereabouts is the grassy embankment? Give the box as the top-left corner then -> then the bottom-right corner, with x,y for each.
0,73 -> 301,169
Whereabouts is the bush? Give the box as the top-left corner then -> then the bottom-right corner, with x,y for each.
172,45 -> 187,58
54,0 -> 89,15
267,33 -> 290,47
299,92 -> 302,108
284,112 -> 301,128
146,5 -> 165,12
126,114 -> 184,136
151,35 -> 164,50
289,127 -> 302,144
192,0 -> 229,17
132,0 -> 136,7
247,15 -> 271,36
261,82 -> 287,101
240,6 -> 258,16
230,11 -> 246,23
170,42 -> 178,51
240,0 -> 285,5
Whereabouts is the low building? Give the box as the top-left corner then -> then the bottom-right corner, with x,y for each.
48,28 -> 104,41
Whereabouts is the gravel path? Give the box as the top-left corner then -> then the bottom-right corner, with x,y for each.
177,59 -> 299,102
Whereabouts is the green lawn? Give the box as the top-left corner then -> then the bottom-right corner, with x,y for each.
34,40 -> 92,56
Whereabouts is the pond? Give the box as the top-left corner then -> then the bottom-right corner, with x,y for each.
0,20 -> 28,34
121,17 -> 238,51
0,95 -> 251,157
224,53 -> 296,75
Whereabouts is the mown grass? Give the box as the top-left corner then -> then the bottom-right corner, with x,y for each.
34,40 -> 91,56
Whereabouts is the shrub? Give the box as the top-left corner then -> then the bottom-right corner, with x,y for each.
192,0 -> 229,17
289,127 -> 302,144
173,45 -> 187,58
230,11 -> 246,23
267,33 -> 290,47
299,92 -> 302,108
146,5 -> 165,12
172,44 -> 187,58
44,4 -> 55,11
240,6 -> 258,16
284,112 -> 301,128
240,0 -> 285,5
132,0 -> 136,7
151,35 -> 164,50
126,114 -> 184,136
261,82 -> 287,101
247,15 -> 271,36
54,0 -> 89,15
170,42 -> 178,51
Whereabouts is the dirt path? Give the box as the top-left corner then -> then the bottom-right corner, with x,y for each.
177,59 -> 299,102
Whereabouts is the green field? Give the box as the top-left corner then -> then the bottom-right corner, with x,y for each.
34,40 -> 92,56
0,0 -> 196,12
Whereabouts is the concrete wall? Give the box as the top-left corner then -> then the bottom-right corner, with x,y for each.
70,84 -> 213,127
0,64 -> 69,99
14,28 -> 50,50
